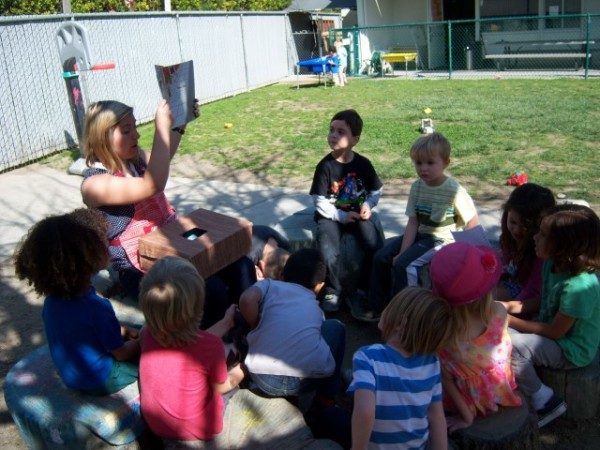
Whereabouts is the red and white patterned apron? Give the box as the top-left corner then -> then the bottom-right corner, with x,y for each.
109,170 -> 176,272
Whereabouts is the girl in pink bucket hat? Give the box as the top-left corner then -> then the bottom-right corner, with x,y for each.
430,242 -> 522,432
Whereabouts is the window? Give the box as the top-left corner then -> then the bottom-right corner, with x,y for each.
545,0 -> 582,28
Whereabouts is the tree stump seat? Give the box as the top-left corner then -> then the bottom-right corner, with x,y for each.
163,389 -> 341,449
449,392 -> 539,450
275,207 -> 385,301
538,354 -> 600,419
5,346 -> 340,449
4,345 -> 145,449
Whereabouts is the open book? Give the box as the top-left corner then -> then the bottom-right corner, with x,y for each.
155,60 -> 197,129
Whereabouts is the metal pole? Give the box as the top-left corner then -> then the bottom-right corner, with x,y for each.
585,14 -> 591,80
448,21 -> 453,79
164,0 -> 172,12
62,0 -> 71,14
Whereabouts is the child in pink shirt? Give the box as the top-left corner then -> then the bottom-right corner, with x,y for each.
139,256 -> 243,442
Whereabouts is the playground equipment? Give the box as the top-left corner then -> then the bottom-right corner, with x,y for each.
56,22 -> 115,174
296,56 -> 337,88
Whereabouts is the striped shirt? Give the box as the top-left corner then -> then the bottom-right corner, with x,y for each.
348,344 -> 442,450
405,177 -> 476,242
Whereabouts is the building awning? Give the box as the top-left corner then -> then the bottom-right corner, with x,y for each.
285,0 -> 356,11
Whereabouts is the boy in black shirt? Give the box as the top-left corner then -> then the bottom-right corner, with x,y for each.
309,109 -> 383,312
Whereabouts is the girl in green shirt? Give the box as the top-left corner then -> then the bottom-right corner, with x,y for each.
508,204 -> 600,428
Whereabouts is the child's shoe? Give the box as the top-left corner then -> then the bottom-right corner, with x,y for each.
536,394 -> 567,427
346,291 -> 380,323
321,289 -> 340,313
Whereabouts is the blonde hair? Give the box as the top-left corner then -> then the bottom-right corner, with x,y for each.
263,247 -> 290,280
139,256 -> 205,347
380,287 -> 454,355
83,100 -> 136,174
409,132 -> 451,162
446,292 -> 494,350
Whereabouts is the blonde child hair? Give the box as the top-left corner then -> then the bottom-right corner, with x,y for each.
349,286 -> 453,449
83,100 -> 138,173
430,242 -> 522,430
446,292 -> 494,351
409,132 -> 451,163
139,256 -> 205,348
379,286 -> 454,354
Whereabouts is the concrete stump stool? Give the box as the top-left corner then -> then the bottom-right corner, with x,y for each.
538,354 -> 600,419
275,207 -> 385,301
163,389 -> 341,449
4,346 -> 144,449
449,393 -> 539,450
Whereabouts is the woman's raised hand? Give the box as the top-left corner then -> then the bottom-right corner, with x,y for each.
155,99 -> 173,134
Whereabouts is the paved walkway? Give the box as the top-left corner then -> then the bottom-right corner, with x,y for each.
0,164 -> 503,261
0,164 -> 502,449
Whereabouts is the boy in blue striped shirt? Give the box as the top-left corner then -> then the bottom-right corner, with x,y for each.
348,287 -> 455,449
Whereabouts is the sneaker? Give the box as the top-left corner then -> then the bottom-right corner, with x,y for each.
321,292 -> 340,313
347,294 -> 380,323
536,395 -> 567,427
351,306 -> 381,323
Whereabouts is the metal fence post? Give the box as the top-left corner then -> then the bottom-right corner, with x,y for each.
353,26 -> 359,76
448,21 -> 453,79
175,13 -> 184,62
585,14 -> 591,80
240,14 -> 250,91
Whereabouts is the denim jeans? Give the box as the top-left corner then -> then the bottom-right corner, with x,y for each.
368,233 -> 444,312
316,217 -> 382,294
250,319 -> 346,399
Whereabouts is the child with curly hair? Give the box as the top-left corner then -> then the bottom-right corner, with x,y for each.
14,209 -> 140,395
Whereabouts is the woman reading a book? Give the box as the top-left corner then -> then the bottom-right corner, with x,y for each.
81,99 -> 255,326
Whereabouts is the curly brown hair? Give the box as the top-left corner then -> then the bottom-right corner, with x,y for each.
14,209 -> 109,298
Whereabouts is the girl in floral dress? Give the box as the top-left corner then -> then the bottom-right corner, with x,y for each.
430,242 -> 522,432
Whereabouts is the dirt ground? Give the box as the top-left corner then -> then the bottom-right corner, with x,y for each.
1,158 -> 599,448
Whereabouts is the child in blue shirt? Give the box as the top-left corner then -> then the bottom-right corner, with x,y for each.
15,208 -> 140,395
348,287 -> 454,449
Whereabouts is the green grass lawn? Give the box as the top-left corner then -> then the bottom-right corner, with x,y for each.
138,78 -> 600,204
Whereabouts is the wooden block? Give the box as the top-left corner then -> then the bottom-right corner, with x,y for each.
139,208 -> 252,278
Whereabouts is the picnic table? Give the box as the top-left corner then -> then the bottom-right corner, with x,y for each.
381,51 -> 419,73
483,37 -> 594,69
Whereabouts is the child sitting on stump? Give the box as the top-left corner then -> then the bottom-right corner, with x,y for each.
138,256 -> 244,442
508,204 -> 600,427
239,248 -> 345,405
14,208 -> 140,395
496,183 -> 556,318
430,242 -> 522,432
309,109 -> 383,313
357,132 -> 479,322
348,287 -> 454,449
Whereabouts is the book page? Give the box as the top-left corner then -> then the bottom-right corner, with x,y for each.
452,225 -> 492,248
155,60 -> 196,129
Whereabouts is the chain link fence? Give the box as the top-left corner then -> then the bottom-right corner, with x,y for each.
0,12 -> 294,172
331,13 -> 600,80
